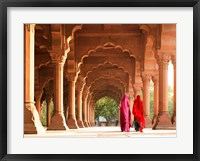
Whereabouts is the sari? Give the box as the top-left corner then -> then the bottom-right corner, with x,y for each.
120,94 -> 131,132
132,95 -> 145,132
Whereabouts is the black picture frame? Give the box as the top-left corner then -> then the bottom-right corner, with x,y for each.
0,0 -> 200,161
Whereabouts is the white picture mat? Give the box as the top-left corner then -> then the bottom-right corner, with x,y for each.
7,7 -> 193,154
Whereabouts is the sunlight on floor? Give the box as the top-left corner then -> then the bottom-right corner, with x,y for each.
24,127 -> 176,138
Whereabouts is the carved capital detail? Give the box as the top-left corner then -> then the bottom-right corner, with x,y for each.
152,75 -> 159,83
133,84 -> 141,93
25,24 -> 30,32
67,74 -> 77,82
50,49 -> 67,64
142,73 -> 152,82
171,55 -> 176,67
156,51 -> 170,66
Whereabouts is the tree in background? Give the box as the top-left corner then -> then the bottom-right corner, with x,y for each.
40,101 -> 54,126
95,96 -> 119,125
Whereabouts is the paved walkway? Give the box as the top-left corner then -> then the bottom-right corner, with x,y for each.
24,127 -> 176,138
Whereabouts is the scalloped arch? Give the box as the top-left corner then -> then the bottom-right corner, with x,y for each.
77,42 -> 136,70
83,61 -> 130,81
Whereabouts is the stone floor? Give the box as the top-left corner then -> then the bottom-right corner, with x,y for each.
24,126 -> 176,138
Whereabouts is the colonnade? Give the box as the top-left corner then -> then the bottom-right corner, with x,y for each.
24,24 -> 176,134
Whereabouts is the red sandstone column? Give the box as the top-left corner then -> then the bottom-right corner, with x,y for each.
67,75 -> 79,129
83,95 -> 89,127
48,55 -> 68,130
118,104 -> 120,126
35,93 -> 42,119
46,94 -> 52,127
24,24 -> 45,134
64,96 -> 69,120
152,75 -> 159,125
153,52 -> 172,129
91,106 -> 95,126
142,75 -> 152,128
87,98 -> 91,127
129,91 -> 134,126
76,90 -> 84,128
133,84 -> 141,98
171,56 -> 176,126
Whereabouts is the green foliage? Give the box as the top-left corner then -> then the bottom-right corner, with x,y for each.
95,96 -> 119,124
149,81 -> 174,119
41,101 -> 54,126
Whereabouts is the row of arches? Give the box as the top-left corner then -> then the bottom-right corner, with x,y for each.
24,24 -> 176,134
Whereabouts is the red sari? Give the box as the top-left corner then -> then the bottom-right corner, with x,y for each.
120,94 -> 131,132
132,95 -> 145,131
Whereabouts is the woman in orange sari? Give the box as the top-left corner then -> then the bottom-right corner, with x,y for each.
132,95 -> 145,132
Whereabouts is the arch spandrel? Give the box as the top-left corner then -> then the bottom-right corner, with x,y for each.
80,61 -> 131,80
88,78 -> 125,95
85,67 -> 128,85
88,77 -> 126,92
80,56 -> 135,80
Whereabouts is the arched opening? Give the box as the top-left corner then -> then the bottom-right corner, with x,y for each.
41,100 -> 54,127
95,96 -> 119,127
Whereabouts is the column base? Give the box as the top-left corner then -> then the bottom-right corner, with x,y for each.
24,124 -> 38,134
48,113 -> 68,130
67,118 -> 79,129
144,116 -> 152,128
91,122 -> 95,127
171,114 -> 176,127
88,122 -> 91,127
152,115 -> 158,125
24,104 -> 45,134
77,119 -> 85,128
83,121 -> 89,127
153,112 -> 173,129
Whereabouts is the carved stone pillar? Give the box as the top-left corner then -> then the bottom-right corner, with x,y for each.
133,84 -> 141,98
129,91 -> 134,126
87,96 -> 91,127
35,92 -> 42,119
153,52 -> 172,129
66,75 -> 79,129
171,56 -> 176,126
63,91 -> 69,120
91,106 -> 95,126
48,54 -> 68,130
152,75 -> 159,125
142,74 -> 152,128
24,24 -> 45,134
76,89 -> 84,128
83,95 -> 89,127
46,94 -> 52,127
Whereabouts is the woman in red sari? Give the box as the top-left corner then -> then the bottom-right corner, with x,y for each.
132,95 -> 145,132
120,93 -> 131,132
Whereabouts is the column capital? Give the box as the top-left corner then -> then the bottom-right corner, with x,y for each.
152,75 -> 159,83
156,51 -> 170,65
133,84 -> 142,93
50,49 -> 67,64
25,24 -> 36,32
142,73 -> 151,82
66,74 -> 77,82
76,77 -> 85,91
171,55 -> 176,66
35,90 -> 42,99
